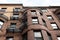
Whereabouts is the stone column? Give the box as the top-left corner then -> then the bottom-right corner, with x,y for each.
27,30 -> 34,40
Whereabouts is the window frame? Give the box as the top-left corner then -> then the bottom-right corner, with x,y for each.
41,8 -> 47,13
10,23 -> 16,29
34,30 -> 44,40
57,36 -> 60,40
0,8 -> 7,12
47,15 -> 54,20
31,10 -> 37,15
14,8 -> 20,11
32,17 -> 39,24
11,14 -> 19,20
50,22 -> 58,30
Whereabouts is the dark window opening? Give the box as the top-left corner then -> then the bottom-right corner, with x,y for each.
13,8 -> 20,11
0,8 -> 7,12
10,23 -> 16,28
10,14 -> 19,20
31,10 -> 36,12
31,10 -> 36,15
1,8 -> 7,9
0,19 -> 4,23
13,8 -> 20,14
13,10 -> 19,19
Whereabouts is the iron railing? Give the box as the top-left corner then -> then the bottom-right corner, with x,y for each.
0,14 -> 8,20
10,16 -> 19,20
6,26 -> 21,33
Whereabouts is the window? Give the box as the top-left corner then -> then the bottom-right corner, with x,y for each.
13,8 -> 20,12
13,14 -> 19,20
1,8 -> 7,9
32,17 -> 38,24
41,8 -> 47,13
11,14 -> 19,20
31,10 -> 36,15
0,8 -> 7,12
34,31 -> 43,40
6,36 -> 13,40
10,23 -> 16,29
13,14 -> 19,18
47,32 -> 52,40
0,20 -> 4,29
51,22 -> 58,29
47,15 -> 53,20
57,36 -> 60,40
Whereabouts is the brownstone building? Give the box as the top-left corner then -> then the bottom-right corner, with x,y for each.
0,4 -> 60,40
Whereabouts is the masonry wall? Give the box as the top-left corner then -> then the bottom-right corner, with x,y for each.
0,4 -> 60,40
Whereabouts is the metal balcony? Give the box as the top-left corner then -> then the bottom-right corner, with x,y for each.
20,12 -> 27,30
13,9 -> 21,13
0,14 -> 8,20
21,13 -> 27,22
19,22 -> 27,32
6,27 -> 21,33
22,17 -> 27,22
0,9 -> 5,12
10,16 -> 19,20
6,23 -> 27,33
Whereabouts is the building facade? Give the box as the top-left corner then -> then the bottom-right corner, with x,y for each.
0,4 -> 60,40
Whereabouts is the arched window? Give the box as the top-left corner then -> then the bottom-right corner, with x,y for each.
0,20 -> 4,29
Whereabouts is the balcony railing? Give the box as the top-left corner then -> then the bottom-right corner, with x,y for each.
0,9 -> 6,12
10,16 -> 19,20
6,26 -> 21,33
0,14 -> 8,20
13,9 -> 21,13
6,22 -> 27,33
21,13 -> 27,22
19,22 -> 27,32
